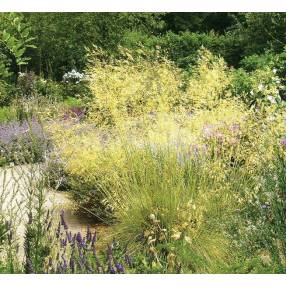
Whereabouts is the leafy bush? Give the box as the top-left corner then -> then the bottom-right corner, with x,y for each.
183,48 -> 232,110
34,78 -> 65,100
0,80 -> 17,106
0,13 -> 36,82
231,66 -> 283,109
239,52 -> 279,72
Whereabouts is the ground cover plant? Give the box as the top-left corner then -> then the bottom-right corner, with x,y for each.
1,12 -> 286,274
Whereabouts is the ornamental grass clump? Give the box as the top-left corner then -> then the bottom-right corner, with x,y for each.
97,142 -> 236,273
184,48 -> 232,110
87,48 -> 183,127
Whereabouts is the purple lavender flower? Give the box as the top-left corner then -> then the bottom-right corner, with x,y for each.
69,257 -> 75,273
108,266 -> 116,274
0,118 -> 45,145
60,210 -> 68,230
60,238 -> 67,248
91,231 -> 97,246
107,244 -> 115,273
76,232 -> 82,244
115,262 -> 125,273
46,221 -> 52,231
62,256 -> 68,273
56,222 -> 61,238
86,225 -> 92,242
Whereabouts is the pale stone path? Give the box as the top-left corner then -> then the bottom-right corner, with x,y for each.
0,164 -> 108,261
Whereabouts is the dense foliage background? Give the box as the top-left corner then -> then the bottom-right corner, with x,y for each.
1,12 -> 286,82
2,13 -> 286,274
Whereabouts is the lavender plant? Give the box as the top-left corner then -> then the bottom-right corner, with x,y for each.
0,118 -> 50,166
43,210 -> 132,274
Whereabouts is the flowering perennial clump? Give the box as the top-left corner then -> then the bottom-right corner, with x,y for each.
42,211 -> 132,274
62,69 -> 85,84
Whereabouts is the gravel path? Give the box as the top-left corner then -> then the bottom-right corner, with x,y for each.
0,164 -> 108,261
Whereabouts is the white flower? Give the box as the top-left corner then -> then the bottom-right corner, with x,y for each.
258,83 -> 264,91
62,69 -> 85,83
273,68 -> 277,74
267,95 -> 276,104
250,90 -> 254,95
149,214 -> 156,221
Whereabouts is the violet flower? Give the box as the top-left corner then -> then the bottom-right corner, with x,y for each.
60,210 -> 68,230
115,262 -> 125,273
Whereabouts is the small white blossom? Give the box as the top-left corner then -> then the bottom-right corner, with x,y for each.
258,83 -> 264,91
62,69 -> 85,83
273,68 -> 277,74
267,95 -> 276,104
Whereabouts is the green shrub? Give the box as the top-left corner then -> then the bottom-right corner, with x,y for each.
0,80 -> 17,107
35,78 -> 65,100
121,31 -> 243,69
0,106 -> 17,123
239,52 -> 279,72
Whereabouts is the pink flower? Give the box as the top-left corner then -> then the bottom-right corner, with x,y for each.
281,138 -> 286,149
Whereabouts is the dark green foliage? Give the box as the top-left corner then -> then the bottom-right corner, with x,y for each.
0,13 -> 36,82
122,31 -> 243,69
0,80 -> 17,106
162,12 -> 237,34
23,13 -> 166,80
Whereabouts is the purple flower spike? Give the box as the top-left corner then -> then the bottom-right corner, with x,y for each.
76,232 -> 82,244
60,210 -> 68,230
46,221 -> 52,231
115,262 -> 125,273
86,225 -> 92,242
91,231 -> 97,246
62,256 -> 68,273
67,231 -> 72,243
69,257 -> 75,273
56,222 -> 61,238
60,238 -> 67,248
109,267 -> 116,274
